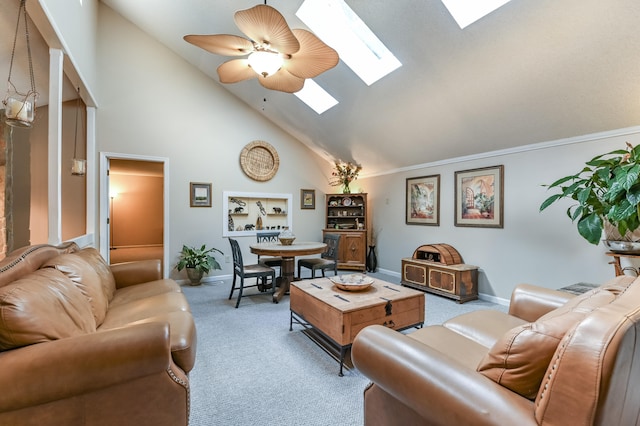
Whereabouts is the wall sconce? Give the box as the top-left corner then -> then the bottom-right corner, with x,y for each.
3,0 -> 38,128
71,88 -> 86,176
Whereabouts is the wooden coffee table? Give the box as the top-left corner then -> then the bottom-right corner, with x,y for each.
290,277 -> 425,376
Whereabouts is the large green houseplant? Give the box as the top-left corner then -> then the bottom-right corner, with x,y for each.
540,142 -> 640,245
175,244 -> 223,285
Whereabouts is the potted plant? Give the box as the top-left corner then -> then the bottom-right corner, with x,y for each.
540,142 -> 640,246
175,244 -> 223,285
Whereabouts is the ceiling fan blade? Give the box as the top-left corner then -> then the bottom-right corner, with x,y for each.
234,5 -> 300,55
217,59 -> 258,84
258,70 -> 305,93
184,34 -> 254,56
285,29 -> 339,79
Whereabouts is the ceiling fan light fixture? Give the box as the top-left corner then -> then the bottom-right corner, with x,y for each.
184,4 -> 337,92
248,50 -> 283,78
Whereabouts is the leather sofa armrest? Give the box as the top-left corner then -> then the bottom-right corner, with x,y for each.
352,325 -> 537,426
0,322 -> 176,412
508,284 -> 576,322
110,259 -> 162,288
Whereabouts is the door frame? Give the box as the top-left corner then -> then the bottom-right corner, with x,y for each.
99,152 -> 170,277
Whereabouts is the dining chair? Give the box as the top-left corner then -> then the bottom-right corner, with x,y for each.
228,238 -> 276,308
256,231 -> 282,290
256,231 -> 283,269
297,234 -> 341,279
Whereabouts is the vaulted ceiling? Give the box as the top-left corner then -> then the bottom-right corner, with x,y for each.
3,0 -> 640,175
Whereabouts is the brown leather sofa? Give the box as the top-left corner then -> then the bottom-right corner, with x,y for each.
0,243 -> 196,426
352,275 -> 640,425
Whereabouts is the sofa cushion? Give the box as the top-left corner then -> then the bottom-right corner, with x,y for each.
477,283 -> 622,399
407,325 -> 491,370
100,292 -> 190,330
44,253 -> 110,326
443,310 -> 527,348
109,279 -> 182,307
75,247 -> 117,302
0,269 -> 95,350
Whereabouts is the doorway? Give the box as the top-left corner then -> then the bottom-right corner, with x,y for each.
100,153 -> 169,277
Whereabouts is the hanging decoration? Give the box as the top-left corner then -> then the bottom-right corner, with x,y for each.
71,88 -> 86,176
3,0 -> 38,127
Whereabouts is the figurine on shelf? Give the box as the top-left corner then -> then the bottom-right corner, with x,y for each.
256,200 -> 267,216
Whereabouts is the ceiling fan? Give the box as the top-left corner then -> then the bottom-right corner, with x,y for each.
184,4 -> 339,93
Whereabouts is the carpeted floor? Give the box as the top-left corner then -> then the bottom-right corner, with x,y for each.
181,271 -> 506,426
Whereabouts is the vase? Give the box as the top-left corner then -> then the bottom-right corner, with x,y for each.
342,183 -> 351,194
604,221 -> 640,242
186,268 -> 204,285
367,246 -> 377,272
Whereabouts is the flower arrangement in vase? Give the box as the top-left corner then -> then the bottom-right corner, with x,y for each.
330,160 -> 362,194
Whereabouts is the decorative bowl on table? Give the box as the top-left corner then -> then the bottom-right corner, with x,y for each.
329,274 -> 374,291
278,237 -> 296,245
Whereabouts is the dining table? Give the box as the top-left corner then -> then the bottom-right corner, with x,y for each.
249,241 -> 327,303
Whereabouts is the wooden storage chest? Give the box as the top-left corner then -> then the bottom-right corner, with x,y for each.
401,243 -> 478,303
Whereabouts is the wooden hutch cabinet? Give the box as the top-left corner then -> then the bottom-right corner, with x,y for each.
323,193 -> 367,272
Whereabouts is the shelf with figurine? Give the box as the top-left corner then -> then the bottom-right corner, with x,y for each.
223,191 -> 292,237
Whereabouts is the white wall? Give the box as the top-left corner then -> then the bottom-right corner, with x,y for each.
95,5 -> 328,280
357,128 -> 640,301
38,0 -> 98,94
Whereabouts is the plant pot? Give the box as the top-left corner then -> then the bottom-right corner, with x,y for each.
603,221 -> 640,253
186,268 -> 204,285
604,221 -> 640,243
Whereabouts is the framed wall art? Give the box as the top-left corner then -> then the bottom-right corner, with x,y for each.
454,165 -> 504,228
301,189 -> 316,209
406,174 -> 440,225
190,182 -> 212,207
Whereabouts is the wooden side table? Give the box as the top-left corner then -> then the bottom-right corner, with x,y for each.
605,252 -> 640,276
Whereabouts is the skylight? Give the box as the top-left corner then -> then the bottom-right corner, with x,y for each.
296,0 -> 402,86
294,80 -> 338,114
441,0 -> 513,29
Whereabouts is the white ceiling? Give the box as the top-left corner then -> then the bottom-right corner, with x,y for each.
3,0 -> 640,175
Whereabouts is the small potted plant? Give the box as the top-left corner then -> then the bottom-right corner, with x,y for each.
540,142 -> 640,246
175,244 -> 223,285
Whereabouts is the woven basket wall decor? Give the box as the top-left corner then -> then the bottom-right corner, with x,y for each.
240,140 -> 280,181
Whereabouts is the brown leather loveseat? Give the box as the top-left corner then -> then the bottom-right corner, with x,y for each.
0,243 -> 196,425
352,275 -> 640,425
